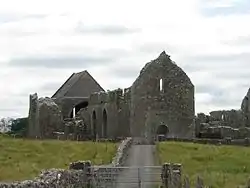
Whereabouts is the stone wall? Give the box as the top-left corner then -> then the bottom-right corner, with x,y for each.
28,93 -> 64,138
161,137 -> 250,147
0,163 -> 91,188
209,110 -> 244,128
194,87 -> 250,140
28,51 -> 196,140
53,97 -> 89,118
85,89 -> 131,138
28,89 -> 131,140
130,51 -> 194,138
62,118 -> 90,141
241,88 -> 250,127
111,137 -> 132,166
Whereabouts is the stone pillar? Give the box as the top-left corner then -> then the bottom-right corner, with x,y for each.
161,163 -> 170,188
172,163 -> 182,188
28,93 -> 39,138
161,163 -> 182,188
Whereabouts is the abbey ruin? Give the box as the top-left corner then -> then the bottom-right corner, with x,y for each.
27,51 -> 250,140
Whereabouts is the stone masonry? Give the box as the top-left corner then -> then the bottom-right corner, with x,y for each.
194,88 -> 250,139
28,51 -> 195,139
28,93 -> 64,138
130,51 -> 194,138
28,51 -> 250,140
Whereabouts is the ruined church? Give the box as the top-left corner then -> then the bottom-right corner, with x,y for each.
28,51 -> 195,139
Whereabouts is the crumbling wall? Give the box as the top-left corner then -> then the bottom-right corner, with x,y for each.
62,119 -> 89,140
118,87 -> 131,137
28,93 -> 40,137
195,112 -> 250,139
86,89 -> 130,138
241,88 -> 250,127
194,87 -> 250,139
130,51 -> 195,137
77,108 -> 91,131
28,93 -> 63,138
209,110 -> 244,127
53,97 -> 89,118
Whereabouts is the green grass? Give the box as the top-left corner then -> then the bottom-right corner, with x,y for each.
157,141 -> 250,188
0,135 -> 117,181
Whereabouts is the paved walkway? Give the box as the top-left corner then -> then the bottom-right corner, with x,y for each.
116,144 -> 161,188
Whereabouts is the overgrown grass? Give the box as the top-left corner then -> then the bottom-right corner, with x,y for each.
0,135 -> 117,181
157,141 -> 250,188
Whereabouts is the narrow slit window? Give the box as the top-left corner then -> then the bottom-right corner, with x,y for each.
73,107 -> 76,119
160,78 -> 163,92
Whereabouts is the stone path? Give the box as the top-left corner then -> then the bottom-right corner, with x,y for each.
115,144 -> 160,188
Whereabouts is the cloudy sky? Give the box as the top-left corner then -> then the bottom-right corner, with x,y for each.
0,0 -> 250,118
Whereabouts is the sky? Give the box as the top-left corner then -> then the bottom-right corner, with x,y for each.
0,0 -> 250,118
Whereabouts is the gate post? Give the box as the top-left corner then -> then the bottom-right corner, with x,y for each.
85,161 -> 92,188
161,163 -> 171,188
172,163 -> 182,188
138,167 -> 141,188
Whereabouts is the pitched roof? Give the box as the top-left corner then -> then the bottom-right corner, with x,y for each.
51,70 -> 105,98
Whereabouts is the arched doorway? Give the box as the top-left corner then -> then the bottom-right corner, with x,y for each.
102,109 -> 107,138
69,101 -> 88,118
156,124 -> 169,141
156,124 -> 169,135
92,111 -> 97,138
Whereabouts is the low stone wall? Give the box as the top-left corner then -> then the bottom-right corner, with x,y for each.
111,137 -> 132,166
164,137 -> 250,147
0,161 -> 91,188
0,166 -> 91,188
86,137 -> 133,186
0,137 -> 133,188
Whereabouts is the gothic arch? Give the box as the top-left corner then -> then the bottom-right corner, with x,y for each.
156,124 -> 169,135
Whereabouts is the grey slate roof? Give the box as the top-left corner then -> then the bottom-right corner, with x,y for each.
51,70 -> 105,98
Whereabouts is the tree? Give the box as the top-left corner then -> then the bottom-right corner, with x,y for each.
0,117 -> 13,133
9,117 -> 28,137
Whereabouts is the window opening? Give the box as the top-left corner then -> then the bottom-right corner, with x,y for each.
160,78 -> 163,91
73,107 -> 76,119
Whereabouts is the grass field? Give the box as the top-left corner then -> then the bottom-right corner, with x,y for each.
157,141 -> 250,188
0,135 -> 117,181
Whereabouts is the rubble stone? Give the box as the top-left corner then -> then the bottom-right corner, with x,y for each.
28,94 -> 63,138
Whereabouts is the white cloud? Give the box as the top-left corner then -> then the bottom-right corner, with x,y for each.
203,0 -> 241,8
0,0 -> 250,118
